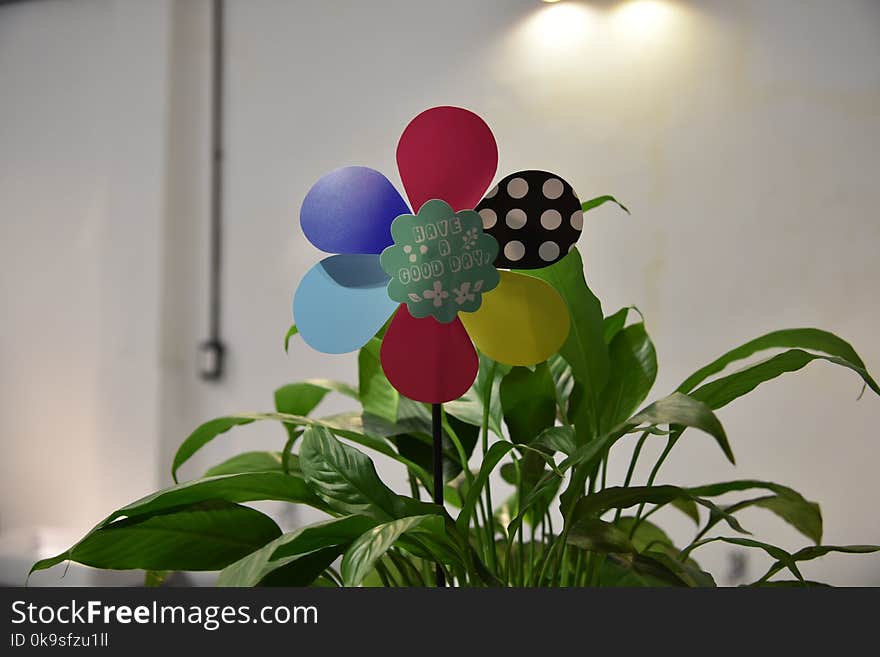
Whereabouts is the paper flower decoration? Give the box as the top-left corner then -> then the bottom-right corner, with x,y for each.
293,106 -> 585,403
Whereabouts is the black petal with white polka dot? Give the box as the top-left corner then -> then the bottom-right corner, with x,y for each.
475,170 -> 583,269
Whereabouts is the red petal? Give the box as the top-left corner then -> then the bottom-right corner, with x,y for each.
380,305 -> 478,403
396,106 -> 498,213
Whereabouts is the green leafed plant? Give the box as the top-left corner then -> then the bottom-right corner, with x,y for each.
32,197 -> 880,587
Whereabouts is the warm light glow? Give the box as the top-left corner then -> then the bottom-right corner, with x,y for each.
522,2 -> 598,52
493,0 -> 696,127
611,0 -> 675,42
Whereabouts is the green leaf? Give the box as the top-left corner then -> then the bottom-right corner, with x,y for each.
598,322 -> 658,431
569,485 -> 749,535
305,411 -> 434,487
499,363 -> 557,444
756,544 -> 880,584
688,480 -> 822,544
603,552 -> 709,587
602,307 -> 630,344
581,195 -> 630,215
172,417 -> 255,482
562,392 -> 734,476
566,517 -> 634,554
445,352 -> 508,437
31,502 -> 281,574
274,380 -> 358,444
275,381 -> 357,416
640,550 -> 716,587
518,451 -> 558,526
678,328 -> 875,394
534,425 -> 578,456
257,548 -> 345,587
203,451 -> 285,477
358,336 -> 399,423
750,496 -> 821,545
524,248 -> 610,443
615,517 -> 674,553
283,324 -> 298,353
299,426 -> 401,520
341,515 -> 444,586
323,402 -> 464,490
670,498 -> 701,524
219,515 -> 377,587
392,413 -> 478,484
456,441 -> 515,533
547,354 -> 575,413
626,392 -> 733,464
687,349 -> 880,411
556,392 -> 731,520
597,554 -> 679,587
105,472 -> 327,524
681,536 -> 804,582
753,579 -> 831,587
172,411 -> 431,488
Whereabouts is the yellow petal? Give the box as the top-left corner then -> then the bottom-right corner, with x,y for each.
460,271 -> 569,366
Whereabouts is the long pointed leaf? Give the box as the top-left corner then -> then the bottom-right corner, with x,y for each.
678,328 -> 873,394
31,503 -> 281,574
568,485 -> 749,535
219,515 -> 377,586
456,441 -> 515,533
341,515 -> 443,586
688,350 -> 880,410
756,544 -> 880,584
523,248 -> 610,442
299,426 -> 400,520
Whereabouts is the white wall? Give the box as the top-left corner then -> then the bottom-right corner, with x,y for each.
0,0 -> 171,576
2,0 -> 878,585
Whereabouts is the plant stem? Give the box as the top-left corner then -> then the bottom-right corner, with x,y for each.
590,555 -> 605,586
475,494 -> 491,563
517,522 -> 525,585
408,472 -> 422,501
560,545 -> 571,586
584,551 -> 595,586
374,563 -> 392,587
480,361 -> 498,573
572,550 -> 584,587
634,435 -> 675,526
615,429 -> 650,523
432,402 -> 446,587
528,532 -> 535,586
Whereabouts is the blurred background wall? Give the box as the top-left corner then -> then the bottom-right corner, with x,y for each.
1,0 -> 878,585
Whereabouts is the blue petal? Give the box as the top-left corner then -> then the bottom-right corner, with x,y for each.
300,166 -> 410,254
293,254 -> 398,354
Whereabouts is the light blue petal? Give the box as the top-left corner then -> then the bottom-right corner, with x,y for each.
293,254 -> 398,354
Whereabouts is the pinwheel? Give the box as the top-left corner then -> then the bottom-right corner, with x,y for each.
293,107 -> 586,585
294,106 -> 585,404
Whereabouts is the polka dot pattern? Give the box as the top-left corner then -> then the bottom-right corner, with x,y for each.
505,208 -> 527,229
475,170 -> 582,269
479,208 -> 497,229
539,241 -> 560,262
540,209 -> 561,230
507,177 -> 529,199
504,240 -> 525,262
542,178 -> 564,200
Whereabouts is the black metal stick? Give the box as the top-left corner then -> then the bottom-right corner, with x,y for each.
431,402 -> 446,587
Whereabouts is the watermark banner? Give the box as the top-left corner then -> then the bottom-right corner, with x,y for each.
1,587 -> 871,651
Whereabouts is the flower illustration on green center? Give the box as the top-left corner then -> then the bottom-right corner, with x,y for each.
380,199 -> 500,323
